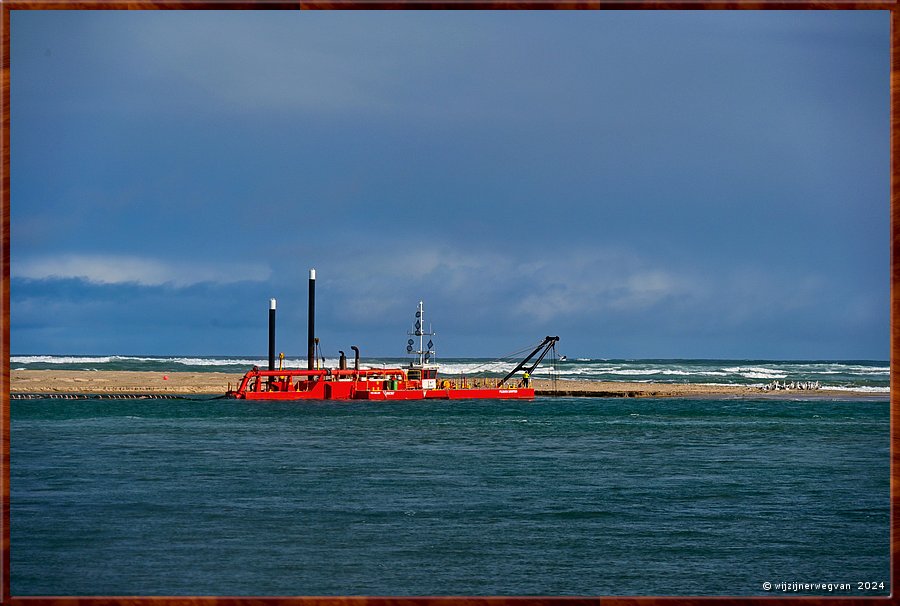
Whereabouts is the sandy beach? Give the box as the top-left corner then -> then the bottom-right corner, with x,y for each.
10,370 -> 243,395
8,370 -> 882,399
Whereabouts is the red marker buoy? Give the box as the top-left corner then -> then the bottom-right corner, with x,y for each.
163,376 -> 169,380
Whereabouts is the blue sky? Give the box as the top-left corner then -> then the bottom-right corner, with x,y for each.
10,10 -> 889,359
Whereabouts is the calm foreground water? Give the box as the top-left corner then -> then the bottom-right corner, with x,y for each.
12,396 -> 889,596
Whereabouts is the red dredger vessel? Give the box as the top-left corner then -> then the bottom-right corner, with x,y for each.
226,269 -> 559,401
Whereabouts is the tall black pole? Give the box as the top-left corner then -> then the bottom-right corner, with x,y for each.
308,268 -> 316,370
268,298 -> 276,371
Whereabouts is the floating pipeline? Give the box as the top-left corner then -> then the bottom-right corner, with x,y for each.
13,393 -> 186,400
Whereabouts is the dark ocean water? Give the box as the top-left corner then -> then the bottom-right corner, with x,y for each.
11,396 -> 889,596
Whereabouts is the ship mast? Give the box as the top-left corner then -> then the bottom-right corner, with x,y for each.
407,300 -> 435,367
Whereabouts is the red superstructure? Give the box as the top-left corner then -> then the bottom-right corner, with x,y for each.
224,269 -> 558,401
225,367 -> 534,401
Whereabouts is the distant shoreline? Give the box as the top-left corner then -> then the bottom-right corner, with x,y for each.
9,370 -> 886,400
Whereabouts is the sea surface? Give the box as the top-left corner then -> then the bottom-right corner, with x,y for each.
10,355 -> 891,393
11,394 -> 889,596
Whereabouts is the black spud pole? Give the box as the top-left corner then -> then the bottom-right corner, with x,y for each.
308,268 -> 316,370
268,298 -> 277,371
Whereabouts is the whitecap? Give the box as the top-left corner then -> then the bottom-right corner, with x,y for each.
741,372 -> 788,379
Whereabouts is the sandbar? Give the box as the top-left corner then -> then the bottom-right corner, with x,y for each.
8,370 -> 884,399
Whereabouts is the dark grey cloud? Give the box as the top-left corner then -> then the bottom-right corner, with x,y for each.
11,10 -> 888,358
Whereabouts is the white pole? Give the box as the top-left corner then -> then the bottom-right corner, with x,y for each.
419,300 -> 424,366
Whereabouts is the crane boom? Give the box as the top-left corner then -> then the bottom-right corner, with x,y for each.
498,336 -> 559,386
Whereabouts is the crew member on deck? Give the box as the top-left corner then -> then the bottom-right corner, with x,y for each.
523,372 -> 530,388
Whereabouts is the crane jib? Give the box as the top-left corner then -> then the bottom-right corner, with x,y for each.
497,336 -> 560,387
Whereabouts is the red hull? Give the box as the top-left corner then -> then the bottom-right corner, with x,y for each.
353,387 -> 533,400
233,387 -> 534,401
